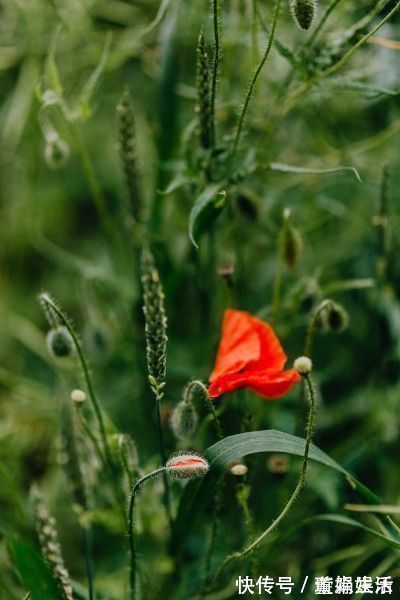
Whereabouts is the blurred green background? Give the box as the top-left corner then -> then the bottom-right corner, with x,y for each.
1,0 -> 400,597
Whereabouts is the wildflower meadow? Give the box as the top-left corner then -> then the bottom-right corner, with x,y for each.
1,0 -> 400,598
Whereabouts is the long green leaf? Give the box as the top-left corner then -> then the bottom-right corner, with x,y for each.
267,162 -> 362,182
173,430 -> 400,549
189,183 -> 227,248
8,539 -> 63,600
311,515 -> 400,550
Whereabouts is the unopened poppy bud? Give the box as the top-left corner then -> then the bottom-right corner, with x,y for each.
70,389 -> 86,405
323,301 -> 349,333
294,356 -> 313,375
170,400 -> 198,440
46,327 -> 75,358
230,463 -> 248,477
290,0 -> 317,30
166,452 -> 209,479
278,209 -> 303,269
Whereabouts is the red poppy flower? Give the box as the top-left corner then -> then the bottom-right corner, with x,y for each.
208,309 -> 301,399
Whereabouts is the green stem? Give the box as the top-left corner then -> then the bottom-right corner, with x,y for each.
40,295 -> 112,468
214,372 -> 317,579
71,126 -> 128,261
75,406 -> 106,468
277,0 -> 400,118
128,467 -> 167,600
271,254 -> 283,325
40,294 -> 126,519
154,389 -> 173,528
84,526 -> 95,600
186,380 -> 223,440
231,0 -> 281,161
210,0 -> 221,147
307,0 -> 345,47
304,299 -> 333,357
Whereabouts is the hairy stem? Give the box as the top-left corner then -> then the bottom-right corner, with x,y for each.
128,468 -> 167,599
231,0 -> 281,161
214,373 -> 317,579
210,0 -> 221,147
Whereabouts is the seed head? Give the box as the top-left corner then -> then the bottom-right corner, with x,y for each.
294,356 -> 313,375
46,327 -> 75,358
166,452 -> 209,479
290,0 -> 317,31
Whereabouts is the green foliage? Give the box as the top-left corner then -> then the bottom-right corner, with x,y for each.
1,0 -> 400,598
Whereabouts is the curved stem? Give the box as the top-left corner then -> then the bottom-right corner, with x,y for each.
304,299 -> 332,357
40,295 -> 113,469
214,373 -> 318,580
128,467 -> 167,599
40,294 -> 126,520
186,380 -> 223,440
231,0 -> 281,161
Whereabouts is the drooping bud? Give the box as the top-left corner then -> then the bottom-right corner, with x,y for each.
166,452 -> 209,479
290,0 -> 317,31
170,399 -> 199,440
294,356 -> 313,375
323,301 -> 349,333
278,208 -> 303,269
46,326 -> 75,358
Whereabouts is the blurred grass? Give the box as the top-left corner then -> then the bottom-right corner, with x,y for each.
1,0 -> 400,597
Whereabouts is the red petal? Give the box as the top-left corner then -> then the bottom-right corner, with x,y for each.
209,309 -> 261,382
247,315 -> 287,372
208,369 -> 301,399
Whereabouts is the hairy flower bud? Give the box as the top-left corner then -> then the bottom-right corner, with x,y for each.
166,452 -> 209,479
170,399 -> 198,440
323,301 -> 349,333
230,463 -> 248,477
70,389 -> 86,405
294,356 -> 313,375
290,0 -> 317,31
279,208 -> 303,269
46,327 -> 75,358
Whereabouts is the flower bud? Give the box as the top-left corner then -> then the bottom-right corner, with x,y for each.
230,463 -> 248,477
166,452 -> 209,479
278,209 -> 303,269
46,327 -> 75,358
294,356 -> 313,375
70,389 -> 86,405
170,400 -> 198,440
267,454 -> 290,475
290,0 -> 317,31
323,301 -> 349,333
